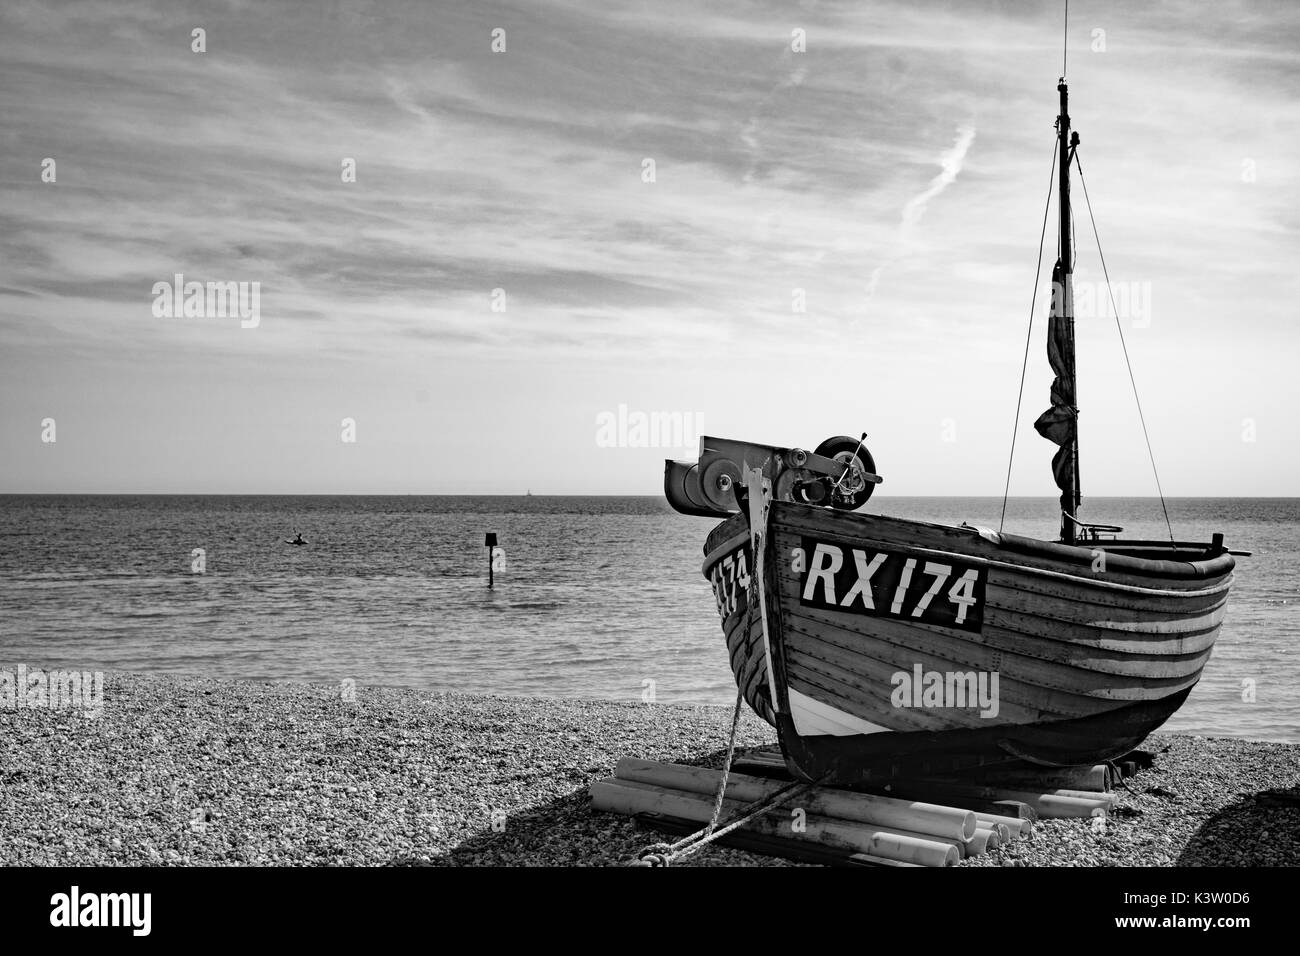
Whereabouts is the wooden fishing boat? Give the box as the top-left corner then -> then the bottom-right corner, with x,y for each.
664,75 -> 1243,786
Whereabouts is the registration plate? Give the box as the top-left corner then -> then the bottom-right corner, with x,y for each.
796,537 -> 986,633
708,545 -> 751,621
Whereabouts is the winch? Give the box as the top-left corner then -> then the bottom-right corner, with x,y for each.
664,433 -> 883,518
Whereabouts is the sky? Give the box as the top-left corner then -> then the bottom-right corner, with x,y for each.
1,0 -> 1297,496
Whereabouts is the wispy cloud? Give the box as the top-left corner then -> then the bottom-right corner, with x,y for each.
902,126 -> 977,229
868,124 -> 977,295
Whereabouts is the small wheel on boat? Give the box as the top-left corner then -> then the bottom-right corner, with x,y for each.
701,457 -> 742,511
814,435 -> 876,510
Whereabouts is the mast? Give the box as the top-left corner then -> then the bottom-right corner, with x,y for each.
1035,78 -> 1082,545
1056,78 -> 1080,544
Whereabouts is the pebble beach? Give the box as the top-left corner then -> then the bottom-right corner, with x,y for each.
1,673 -> 1296,867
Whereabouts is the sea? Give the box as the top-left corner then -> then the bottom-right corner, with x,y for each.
0,495 -> 1295,743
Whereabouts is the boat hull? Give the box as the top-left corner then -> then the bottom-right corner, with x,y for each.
703,503 -> 1234,783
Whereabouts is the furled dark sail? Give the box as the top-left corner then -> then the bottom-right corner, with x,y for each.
1034,258 -> 1076,520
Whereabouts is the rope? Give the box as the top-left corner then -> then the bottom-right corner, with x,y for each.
633,687 -> 743,864
632,687 -> 811,866
1073,150 -> 1176,546
1106,759 -> 1134,793
999,137 -> 1059,533
637,778 -> 811,867
705,687 -> 747,834
633,477 -> 810,866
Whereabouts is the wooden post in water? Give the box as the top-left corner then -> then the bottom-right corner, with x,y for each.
485,532 -> 497,589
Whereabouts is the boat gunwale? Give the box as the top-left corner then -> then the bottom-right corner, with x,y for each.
701,528 -> 751,575
784,503 -> 1236,580
994,529 -> 1235,580
779,537 -> 1234,600
704,508 -> 1236,587
708,524 -> 1233,602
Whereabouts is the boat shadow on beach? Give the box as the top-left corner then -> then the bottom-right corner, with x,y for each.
403,748 -> 742,867
1175,790 -> 1300,866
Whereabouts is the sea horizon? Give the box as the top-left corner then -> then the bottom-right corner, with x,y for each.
2,493 -> 1295,744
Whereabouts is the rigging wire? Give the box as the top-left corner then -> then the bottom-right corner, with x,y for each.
1073,150 -> 1177,546
1064,0 -> 1069,77
999,136 -> 1059,533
